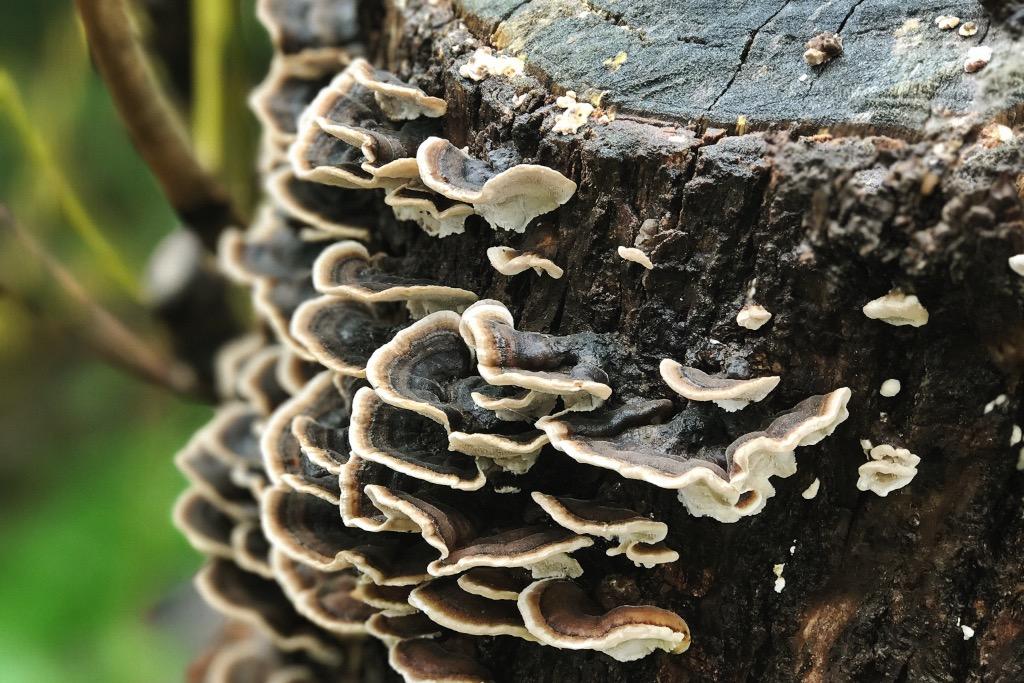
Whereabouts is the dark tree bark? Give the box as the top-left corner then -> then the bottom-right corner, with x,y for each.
350,1 -> 1024,681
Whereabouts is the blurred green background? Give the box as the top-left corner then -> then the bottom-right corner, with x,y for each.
0,2 -> 267,680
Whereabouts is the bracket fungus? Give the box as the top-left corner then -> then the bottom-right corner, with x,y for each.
660,360 -> 781,412
409,578 -> 536,640
456,567 -> 533,601
290,295 -> 394,376
385,182 -> 475,238
518,579 -> 691,661
616,246 -> 653,270
486,246 -> 564,279
736,304 -> 772,330
862,291 -> 930,327
417,137 -> 577,233
428,526 -> 594,579
856,444 -> 920,496
531,492 -> 671,561
256,0 -> 361,54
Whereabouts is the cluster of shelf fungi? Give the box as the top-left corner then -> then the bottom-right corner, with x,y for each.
158,1 -> 952,681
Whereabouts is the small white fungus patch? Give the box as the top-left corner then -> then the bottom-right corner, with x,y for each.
801,478 -> 821,500
458,47 -> 524,81
737,304 -> 772,330
961,624 -> 975,640
958,21 -> 978,37
965,46 -> 992,73
934,15 -> 960,30
773,563 -> 786,593
617,246 -> 653,269
1011,425 -> 1022,447
1009,254 -> 1024,276
983,394 -> 1007,414
553,91 -> 594,135
879,379 -> 901,397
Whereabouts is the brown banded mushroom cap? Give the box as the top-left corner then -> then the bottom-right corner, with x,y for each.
350,580 -> 417,614
409,577 -> 537,640
249,48 -> 350,143
261,484 -> 368,570
265,167 -> 374,241
269,550 -> 378,635
366,612 -> 443,646
175,436 -> 258,520
456,567 -> 533,601
261,371 -> 351,501
289,118 -> 393,189
365,310 -> 467,430
256,0 -> 360,53
338,539 -> 436,586
231,521 -> 275,579
349,387 -> 487,491
339,455 -> 423,532
215,333 -> 266,400
416,137 -> 577,233
486,246 -> 564,278
312,242 -> 478,317
862,291 -> 929,327
470,387 -> 559,422
252,277 -> 321,362
195,559 -> 341,664
624,542 -> 679,568
660,360 -> 781,412
460,300 -> 613,410
276,349 -> 321,396
290,294 -> 393,377
202,637 -> 312,683
173,488 -> 237,560
291,414 -> 349,474
388,637 -> 493,683
347,58 -> 446,120
385,182 -> 476,238
237,346 -> 292,416
427,525 -> 594,579
518,578 -> 691,661
856,444 -> 920,496
530,492 -> 668,556
447,431 -> 549,474
362,485 -> 477,559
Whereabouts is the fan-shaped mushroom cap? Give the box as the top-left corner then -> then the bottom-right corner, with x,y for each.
856,444 -> 920,496
471,387 -> 559,422
417,138 -> 576,233
447,430 -> 549,474
215,333 -> 266,400
660,360 -> 780,412
256,0 -> 360,53
366,612 -> 443,646
350,580 -> 417,614
460,300 -> 612,410
386,183 -> 475,238
409,577 -> 537,640
270,550 -> 377,635
175,436 -> 258,520
349,387 -> 487,490
624,542 -> 679,568
291,295 -> 394,377
363,485 -> 477,559
252,277 -> 321,362
862,291 -> 929,327
530,492 -> 668,557
346,58 -> 446,120
266,168 -> 374,240
237,346 -> 292,416
249,49 -> 350,144
173,488 -> 237,559
232,521 -> 275,579
486,246 -> 564,278
312,242 -> 478,318
262,371 -> 353,501
204,403 -> 263,468
339,455 -> 422,532
388,637 -> 493,683
616,246 -> 653,270
261,485 -> 368,570
276,350 -> 321,396
218,210 -> 322,285
518,578 -> 691,661
428,526 -> 593,579
289,112 -> 392,190
365,311 -> 470,430
195,559 -> 340,664
338,538 -> 435,586
456,567 -> 532,601
291,415 -> 349,474
202,637 -> 316,683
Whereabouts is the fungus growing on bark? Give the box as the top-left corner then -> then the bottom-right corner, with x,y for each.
362,485 -> 477,559
346,58 -> 446,120
290,295 -> 393,376
250,48 -> 350,144
471,387 -> 560,422
236,346 -> 293,416
312,241 -> 477,317
616,246 -> 653,269
856,445 -> 920,496
447,430 -> 549,474
416,137 -> 577,232
409,577 -> 536,640
175,436 -> 258,520
879,379 -> 901,397
624,542 -> 679,568
460,300 -> 613,411
366,611 -> 443,645
518,579 -> 690,661
457,567 -> 533,600
270,550 -> 377,635
964,46 -> 992,73
862,291 -> 929,327
553,91 -> 594,135
531,492 -> 669,558
349,387 -> 488,490
388,637 -> 493,683
736,304 -> 772,330
1009,254 -> 1024,276
265,167 -> 374,240
232,521 -> 275,579
428,526 -> 594,579
256,0 -> 360,54
660,360 -> 780,412
458,47 -> 525,81
486,246 -> 563,278
802,478 -> 821,499
803,32 -> 843,66
173,488 -> 237,560
385,182 -> 475,238
261,485 -> 367,570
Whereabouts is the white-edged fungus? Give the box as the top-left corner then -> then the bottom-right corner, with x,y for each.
964,46 -> 992,73
1009,254 -> 1024,276
879,379 -> 902,397
934,15 -> 960,30
616,246 -> 653,269
660,360 -> 780,412
1011,425 -> 1022,447
736,304 -> 772,330
958,21 -> 978,37
487,246 -> 564,278
961,624 -> 975,640
862,292 -> 929,327
773,563 -> 786,593
458,47 -> 525,81
856,445 -> 920,497
984,394 -> 1008,414
801,478 -> 820,500
553,91 -> 594,135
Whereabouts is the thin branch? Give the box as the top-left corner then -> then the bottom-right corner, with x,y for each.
0,205 -> 200,396
74,0 -> 241,249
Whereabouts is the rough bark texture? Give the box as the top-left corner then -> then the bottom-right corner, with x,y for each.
343,1 -> 1024,681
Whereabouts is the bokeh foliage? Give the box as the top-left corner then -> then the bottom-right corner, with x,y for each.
0,2 -> 267,681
